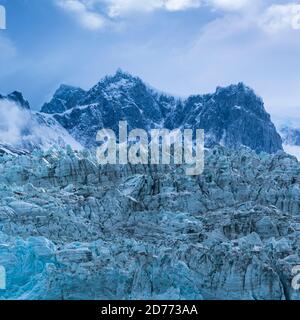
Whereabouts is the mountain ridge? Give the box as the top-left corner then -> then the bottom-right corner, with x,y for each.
0,91 -> 30,109
40,70 -> 283,153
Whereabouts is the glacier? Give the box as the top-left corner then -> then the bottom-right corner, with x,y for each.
0,72 -> 299,300
1,145 -> 300,300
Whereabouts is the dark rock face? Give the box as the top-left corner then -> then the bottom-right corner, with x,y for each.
0,91 -> 30,109
41,85 -> 86,114
173,83 -> 283,153
40,70 -> 283,153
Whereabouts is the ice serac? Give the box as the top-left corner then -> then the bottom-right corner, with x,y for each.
0,146 -> 300,300
41,71 -> 283,153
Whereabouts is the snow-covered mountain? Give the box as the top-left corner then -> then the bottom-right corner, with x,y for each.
0,91 -> 31,110
41,70 -> 283,153
0,92 -> 82,152
1,73 -> 300,301
280,127 -> 300,147
0,71 -> 283,155
277,126 -> 300,160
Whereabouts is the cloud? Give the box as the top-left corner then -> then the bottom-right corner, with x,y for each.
260,3 -> 300,33
92,0 -> 203,18
0,35 -> 16,61
54,0 -> 205,29
0,35 -> 18,80
208,0 -> 252,11
102,0 -> 254,16
0,99 -> 82,150
55,0 -> 106,30
57,0 -> 253,28
54,0 -> 300,35
283,144 -> 300,160
104,0 -> 163,17
164,0 -> 202,11
0,100 -> 31,145
103,0 -> 254,16
0,4 -> 6,30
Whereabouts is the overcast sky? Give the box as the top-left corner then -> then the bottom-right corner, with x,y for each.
0,0 -> 300,122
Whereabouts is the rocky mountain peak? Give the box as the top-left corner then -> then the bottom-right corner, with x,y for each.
0,91 -> 31,109
216,82 -> 250,94
112,68 -> 139,81
41,85 -> 86,114
37,71 -> 282,153
213,82 -> 266,118
54,84 -> 84,98
97,69 -> 142,90
82,69 -> 145,104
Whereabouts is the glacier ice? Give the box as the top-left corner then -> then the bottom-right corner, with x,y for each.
0,146 -> 300,299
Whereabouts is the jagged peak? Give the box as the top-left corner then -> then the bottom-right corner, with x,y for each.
97,69 -> 142,87
40,84 -> 86,114
84,70 -> 145,99
215,82 -> 256,96
214,82 -> 266,114
115,68 -> 133,78
114,68 -> 139,81
0,91 -> 31,110
54,84 -> 85,98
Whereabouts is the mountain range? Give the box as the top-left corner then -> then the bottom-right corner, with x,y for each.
2,71 -> 300,300
1,70 -> 284,154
